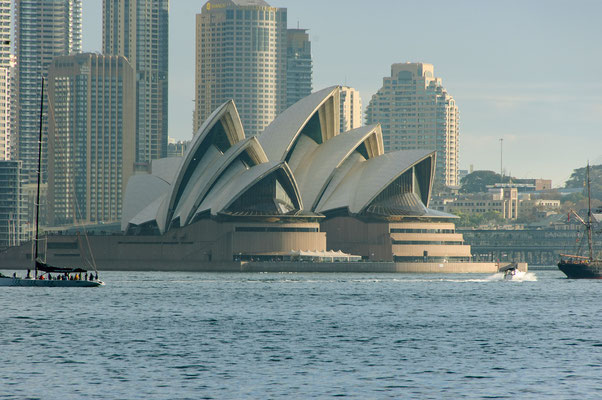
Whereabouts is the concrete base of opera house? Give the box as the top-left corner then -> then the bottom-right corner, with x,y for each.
0,257 -> 527,274
242,261 -> 528,273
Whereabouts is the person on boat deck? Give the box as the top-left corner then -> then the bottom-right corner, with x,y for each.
13,272 -> 16,278
26,269 -> 31,278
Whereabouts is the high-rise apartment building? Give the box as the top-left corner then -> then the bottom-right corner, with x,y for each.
366,63 -> 459,187
46,53 -> 136,226
339,86 -> 362,133
0,160 -> 24,248
0,66 -> 9,160
103,0 -> 169,163
14,0 -> 82,182
194,0 -> 287,136
0,0 -> 10,160
286,28 -> 312,108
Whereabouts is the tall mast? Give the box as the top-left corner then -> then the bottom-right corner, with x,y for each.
34,77 -> 44,276
586,163 -> 593,261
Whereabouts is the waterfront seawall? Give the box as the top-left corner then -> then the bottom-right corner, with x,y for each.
240,261 -> 526,273
0,256 -> 525,274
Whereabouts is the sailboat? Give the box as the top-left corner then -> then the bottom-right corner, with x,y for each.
557,163 -> 602,279
0,78 -> 103,287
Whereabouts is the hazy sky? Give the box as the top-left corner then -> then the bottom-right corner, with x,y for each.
82,0 -> 602,187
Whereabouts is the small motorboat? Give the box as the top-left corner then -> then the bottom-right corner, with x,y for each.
499,262 -> 520,280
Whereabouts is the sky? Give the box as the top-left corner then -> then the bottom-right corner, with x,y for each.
82,0 -> 602,187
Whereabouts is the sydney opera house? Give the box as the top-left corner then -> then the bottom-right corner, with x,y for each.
118,86 -> 473,265
2,86 -> 502,272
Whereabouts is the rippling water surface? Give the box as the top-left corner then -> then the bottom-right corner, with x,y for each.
1,270 -> 601,399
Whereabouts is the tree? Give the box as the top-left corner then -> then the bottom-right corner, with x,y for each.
453,210 -> 504,227
431,180 -> 448,196
564,164 -> 602,201
460,170 -> 513,193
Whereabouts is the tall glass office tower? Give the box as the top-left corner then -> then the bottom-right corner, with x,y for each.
14,0 -> 82,182
0,0 -> 11,160
286,28 -> 312,108
47,53 -> 136,225
194,0 -> 287,137
103,0 -> 169,163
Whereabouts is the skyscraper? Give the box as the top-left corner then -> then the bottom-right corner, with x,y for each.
46,53 -> 136,226
14,0 -> 82,182
103,0 -> 169,163
194,0 -> 287,136
339,86 -> 362,133
366,63 -> 459,187
286,28 -> 312,108
0,160 -> 24,248
0,0 -> 11,160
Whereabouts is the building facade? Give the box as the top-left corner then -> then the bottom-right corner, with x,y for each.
286,28 -> 312,108
0,0 -> 10,160
431,187 -> 519,220
103,0 -> 169,163
339,86 -> 362,133
14,0 -> 82,183
167,138 -> 189,158
0,161 -> 24,248
366,63 -> 459,187
194,0 -> 287,137
46,53 -> 136,226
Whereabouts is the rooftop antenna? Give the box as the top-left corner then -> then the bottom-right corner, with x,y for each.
499,138 -> 503,181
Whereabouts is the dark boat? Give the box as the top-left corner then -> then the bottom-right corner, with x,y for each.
0,77 -> 103,287
557,257 -> 602,279
557,164 -> 601,279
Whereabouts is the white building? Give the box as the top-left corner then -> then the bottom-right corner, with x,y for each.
366,63 -> 459,187
339,86 -> 362,133
0,1 -> 11,160
193,0 -> 287,137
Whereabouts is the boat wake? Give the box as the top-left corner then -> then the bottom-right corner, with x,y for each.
487,271 -> 537,282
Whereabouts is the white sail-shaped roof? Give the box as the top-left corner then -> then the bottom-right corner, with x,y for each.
258,86 -> 340,162
196,161 -> 301,216
123,86 -> 443,234
121,174 -> 171,232
161,100 -> 246,230
293,124 -> 384,211
150,157 -> 182,184
171,136 -> 268,226
127,193 -> 168,230
316,150 -> 435,215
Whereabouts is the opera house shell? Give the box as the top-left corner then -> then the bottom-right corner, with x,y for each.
117,86 -> 473,265
1,86 -> 489,271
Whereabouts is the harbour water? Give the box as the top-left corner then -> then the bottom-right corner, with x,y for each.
1,269 -> 600,399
